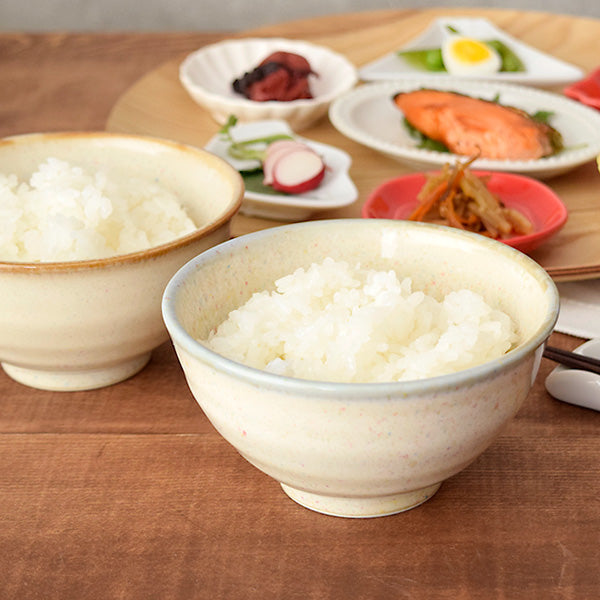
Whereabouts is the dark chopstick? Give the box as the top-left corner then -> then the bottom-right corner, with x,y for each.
543,345 -> 600,375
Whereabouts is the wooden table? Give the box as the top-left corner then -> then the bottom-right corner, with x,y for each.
1,10 -> 599,599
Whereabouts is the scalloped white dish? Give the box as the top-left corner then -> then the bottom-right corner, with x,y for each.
359,17 -> 583,86
329,79 -> 600,179
205,120 -> 358,221
180,38 -> 358,131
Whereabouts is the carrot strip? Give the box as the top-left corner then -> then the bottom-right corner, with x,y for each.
408,180 -> 448,220
406,153 -> 531,239
441,188 -> 464,229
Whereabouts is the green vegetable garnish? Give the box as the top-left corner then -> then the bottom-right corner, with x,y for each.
239,170 -> 283,196
397,26 -> 525,73
531,110 -> 554,124
403,117 -> 449,152
529,111 -> 564,153
484,40 -> 525,72
398,48 -> 446,72
219,115 -> 294,164
218,115 -> 295,195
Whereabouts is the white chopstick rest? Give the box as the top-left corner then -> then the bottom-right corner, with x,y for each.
545,338 -> 600,411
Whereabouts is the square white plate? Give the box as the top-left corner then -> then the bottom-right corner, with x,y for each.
359,17 -> 583,87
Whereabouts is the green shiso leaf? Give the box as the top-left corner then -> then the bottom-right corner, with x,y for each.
241,170 -> 286,195
403,117 -> 449,153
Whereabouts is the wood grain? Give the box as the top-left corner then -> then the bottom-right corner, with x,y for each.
0,32 -> 226,136
1,16 -> 600,600
2,372 -> 599,600
106,8 -> 600,281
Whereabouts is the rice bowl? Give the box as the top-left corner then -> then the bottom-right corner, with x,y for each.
0,131 -> 243,391
163,219 -> 559,517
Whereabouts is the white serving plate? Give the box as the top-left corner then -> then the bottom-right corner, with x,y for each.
329,78 -> 600,179
359,17 -> 583,86
205,120 -> 358,221
180,38 -> 358,131
545,339 -> 600,412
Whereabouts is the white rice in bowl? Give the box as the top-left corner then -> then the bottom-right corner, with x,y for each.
204,258 -> 518,383
0,158 -> 197,262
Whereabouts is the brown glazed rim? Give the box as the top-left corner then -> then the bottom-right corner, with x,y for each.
0,131 -> 245,273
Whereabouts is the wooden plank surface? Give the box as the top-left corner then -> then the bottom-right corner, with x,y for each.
2,344 -> 599,599
105,7 -> 600,281
2,428 -> 598,599
0,32 -> 225,136
1,15 -> 600,600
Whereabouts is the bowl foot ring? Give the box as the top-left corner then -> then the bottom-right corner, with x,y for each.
2,353 -> 151,391
280,482 -> 442,518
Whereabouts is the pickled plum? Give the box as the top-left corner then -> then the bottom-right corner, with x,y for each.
232,51 -> 316,102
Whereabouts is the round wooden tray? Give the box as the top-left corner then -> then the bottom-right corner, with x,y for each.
106,7 -> 600,281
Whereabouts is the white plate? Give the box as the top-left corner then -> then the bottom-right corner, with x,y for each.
329,79 -> 600,179
359,17 -> 583,86
205,120 -> 358,221
545,338 -> 600,412
180,38 -> 358,131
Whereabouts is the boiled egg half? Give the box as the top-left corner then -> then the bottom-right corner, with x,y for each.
442,35 -> 502,76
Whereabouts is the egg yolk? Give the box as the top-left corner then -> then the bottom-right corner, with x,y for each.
451,38 -> 493,64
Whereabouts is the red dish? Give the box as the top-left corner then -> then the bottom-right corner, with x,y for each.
362,171 -> 568,254
564,68 -> 600,110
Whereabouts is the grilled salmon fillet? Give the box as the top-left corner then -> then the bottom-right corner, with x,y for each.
394,89 -> 556,160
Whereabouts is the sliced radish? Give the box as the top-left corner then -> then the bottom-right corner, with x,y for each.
269,148 -> 325,194
262,140 -> 302,185
265,139 -> 301,157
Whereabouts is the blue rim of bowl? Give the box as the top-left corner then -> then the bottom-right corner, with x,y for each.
162,219 -> 559,399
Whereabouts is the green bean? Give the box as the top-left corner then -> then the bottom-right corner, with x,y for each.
398,39 -> 525,73
484,39 -> 526,72
397,48 -> 445,71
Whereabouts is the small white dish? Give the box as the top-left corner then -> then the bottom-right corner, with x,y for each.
329,79 -> 600,179
359,17 -> 583,86
180,38 -> 358,131
545,339 -> 600,412
205,119 -> 358,221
